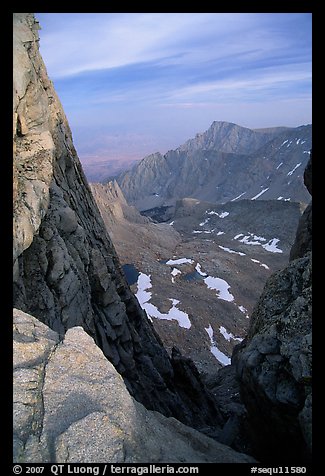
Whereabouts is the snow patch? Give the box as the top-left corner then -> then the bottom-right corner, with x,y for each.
287,163 -> 301,176
171,268 -> 181,283
199,218 -> 210,227
280,140 -> 288,147
217,231 -> 225,236
219,326 -> 243,343
231,192 -> 246,201
195,263 -> 207,276
219,245 -> 246,256
276,162 -> 283,170
238,305 -> 250,318
234,233 -> 244,240
262,238 -> 283,253
169,221 -> 174,226
166,258 -> 194,265
237,234 -> 265,245
277,196 -> 283,200
234,233 -> 283,253
204,276 -> 234,302
135,272 -> 191,328
205,324 -> 231,366
135,273 -> 153,321
207,211 -> 229,218
251,188 -> 269,200
251,258 -> 270,270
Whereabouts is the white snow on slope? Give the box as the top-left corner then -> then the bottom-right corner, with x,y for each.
276,162 -> 283,170
287,163 -> 301,176
204,276 -> 234,302
195,263 -> 207,276
236,233 -> 266,245
206,211 -> 229,218
217,231 -> 225,236
199,218 -> 210,226
219,245 -> 246,256
277,196 -> 283,200
231,192 -> 246,201
237,305 -> 249,318
262,238 -> 283,253
205,324 -> 231,366
171,268 -> 181,283
280,140 -> 288,147
195,262 -> 234,301
251,188 -> 269,200
135,273 -> 153,322
251,258 -> 270,270
234,232 -> 283,253
135,272 -> 191,328
219,326 -> 243,343
166,258 -> 194,265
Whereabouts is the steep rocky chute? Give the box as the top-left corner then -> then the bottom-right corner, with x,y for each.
13,13 -> 221,430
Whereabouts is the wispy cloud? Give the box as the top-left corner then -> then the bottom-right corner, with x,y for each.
35,13 -> 312,166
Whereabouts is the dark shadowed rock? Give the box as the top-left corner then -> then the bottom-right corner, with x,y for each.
290,153 -> 312,261
234,157 -> 312,463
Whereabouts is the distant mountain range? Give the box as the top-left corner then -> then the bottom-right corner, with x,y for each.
115,121 -> 312,211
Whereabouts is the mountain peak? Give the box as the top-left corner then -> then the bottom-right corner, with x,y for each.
116,121 -> 311,211
177,120 -> 285,155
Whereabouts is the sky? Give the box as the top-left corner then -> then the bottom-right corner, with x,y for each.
35,13 -> 312,174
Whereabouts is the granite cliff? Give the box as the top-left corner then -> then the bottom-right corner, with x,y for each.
13,12 -> 222,441
233,154 -> 312,462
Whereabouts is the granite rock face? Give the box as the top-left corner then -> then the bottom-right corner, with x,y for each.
290,154 -> 312,261
13,13 -> 221,430
234,157 -> 312,462
13,309 -> 256,463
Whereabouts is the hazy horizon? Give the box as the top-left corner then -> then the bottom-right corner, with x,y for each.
36,13 -> 312,172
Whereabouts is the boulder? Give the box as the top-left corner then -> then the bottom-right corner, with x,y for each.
13,309 -> 256,463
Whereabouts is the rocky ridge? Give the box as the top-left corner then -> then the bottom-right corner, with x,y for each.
116,121 -> 311,211
13,12 -> 222,434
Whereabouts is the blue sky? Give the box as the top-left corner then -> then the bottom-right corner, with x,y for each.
35,13 -> 312,169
